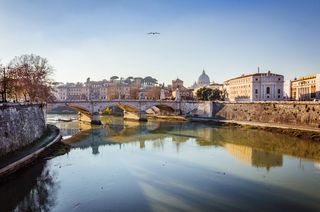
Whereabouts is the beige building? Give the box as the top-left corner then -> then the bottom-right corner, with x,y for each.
224,71 -> 284,102
207,83 -> 224,91
290,74 -> 320,100
55,83 -> 89,101
55,76 -> 160,101
171,78 -> 194,100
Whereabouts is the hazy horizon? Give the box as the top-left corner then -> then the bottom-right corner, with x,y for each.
0,0 -> 319,86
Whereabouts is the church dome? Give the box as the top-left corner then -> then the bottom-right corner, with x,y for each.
197,70 -> 210,86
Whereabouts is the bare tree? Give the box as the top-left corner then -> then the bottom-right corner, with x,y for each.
9,54 -> 54,102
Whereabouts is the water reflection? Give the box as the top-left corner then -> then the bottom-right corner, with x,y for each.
59,119 -> 320,167
0,162 -> 59,211
224,143 -> 282,170
1,115 -> 319,211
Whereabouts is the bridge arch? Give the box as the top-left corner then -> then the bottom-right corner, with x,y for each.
117,103 -> 139,113
145,104 -> 176,116
66,103 -> 91,117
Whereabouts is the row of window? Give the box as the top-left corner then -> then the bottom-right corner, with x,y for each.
255,87 -> 281,94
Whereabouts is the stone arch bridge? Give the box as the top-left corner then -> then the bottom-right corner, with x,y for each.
47,100 -> 213,124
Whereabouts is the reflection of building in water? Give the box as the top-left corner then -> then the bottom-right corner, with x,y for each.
60,128 -> 81,137
314,162 -> 320,170
224,143 -> 283,170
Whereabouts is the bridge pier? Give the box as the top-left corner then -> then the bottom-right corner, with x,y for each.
78,112 -> 102,125
123,110 -> 147,122
91,112 -> 102,125
78,112 -> 91,123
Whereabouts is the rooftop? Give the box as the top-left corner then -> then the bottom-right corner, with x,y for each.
224,71 -> 283,82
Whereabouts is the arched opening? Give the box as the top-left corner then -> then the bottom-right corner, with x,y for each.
46,105 -> 77,114
145,104 -> 176,116
67,104 -> 91,119
117,103 -> 139,113
47,103 -> 93,123
118,103 -> 145,121
100,105 -> 124,116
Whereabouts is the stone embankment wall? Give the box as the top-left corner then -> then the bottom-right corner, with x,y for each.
213,102 -> 320,128
0,103 -> 46,156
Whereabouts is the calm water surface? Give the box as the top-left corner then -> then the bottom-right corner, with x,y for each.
1,114 -> 320,211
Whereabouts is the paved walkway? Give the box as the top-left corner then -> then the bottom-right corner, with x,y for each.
0,125 -> 61,177
189,117 -> 320,133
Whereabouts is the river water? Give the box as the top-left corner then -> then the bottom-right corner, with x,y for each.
1,114 -> 320,211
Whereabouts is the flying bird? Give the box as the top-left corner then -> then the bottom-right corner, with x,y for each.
147,32 -> 160,35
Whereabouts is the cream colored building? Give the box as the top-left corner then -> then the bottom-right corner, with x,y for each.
207,83 -> 224,91
55,78 -> 109,101
55,83 -> 89,101
290,74 -> 320,100
224,71 -> 284,102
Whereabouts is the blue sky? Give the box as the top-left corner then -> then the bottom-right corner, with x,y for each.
0,0 -> 319,86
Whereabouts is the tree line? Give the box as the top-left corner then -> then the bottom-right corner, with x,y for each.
0,54 -> 54,102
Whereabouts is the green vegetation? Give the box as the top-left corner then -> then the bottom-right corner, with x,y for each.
103,107 -> 112,115
196,87 -> 226,101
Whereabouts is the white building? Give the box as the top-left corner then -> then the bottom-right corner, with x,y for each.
290,74 -> 320,100
224,71 -> 284,102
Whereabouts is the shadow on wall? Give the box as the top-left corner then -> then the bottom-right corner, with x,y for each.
298,91 -> 320,101
211,102 -> 226,120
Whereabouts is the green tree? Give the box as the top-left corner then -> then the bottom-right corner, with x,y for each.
110,76 -> 119,81
196,87 -> 223,101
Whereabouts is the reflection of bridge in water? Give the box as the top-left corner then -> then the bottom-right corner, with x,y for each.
47,100 -> 213,124
61,121 -> 320,168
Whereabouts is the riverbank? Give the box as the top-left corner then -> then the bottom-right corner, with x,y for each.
147,115 -> 188,122
0,125 -> 62,179
189,117 -> 320,142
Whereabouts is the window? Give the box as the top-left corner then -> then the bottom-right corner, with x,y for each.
266,87 -> 270,94
255,89 -> 258,94
277,89 -> 281,94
